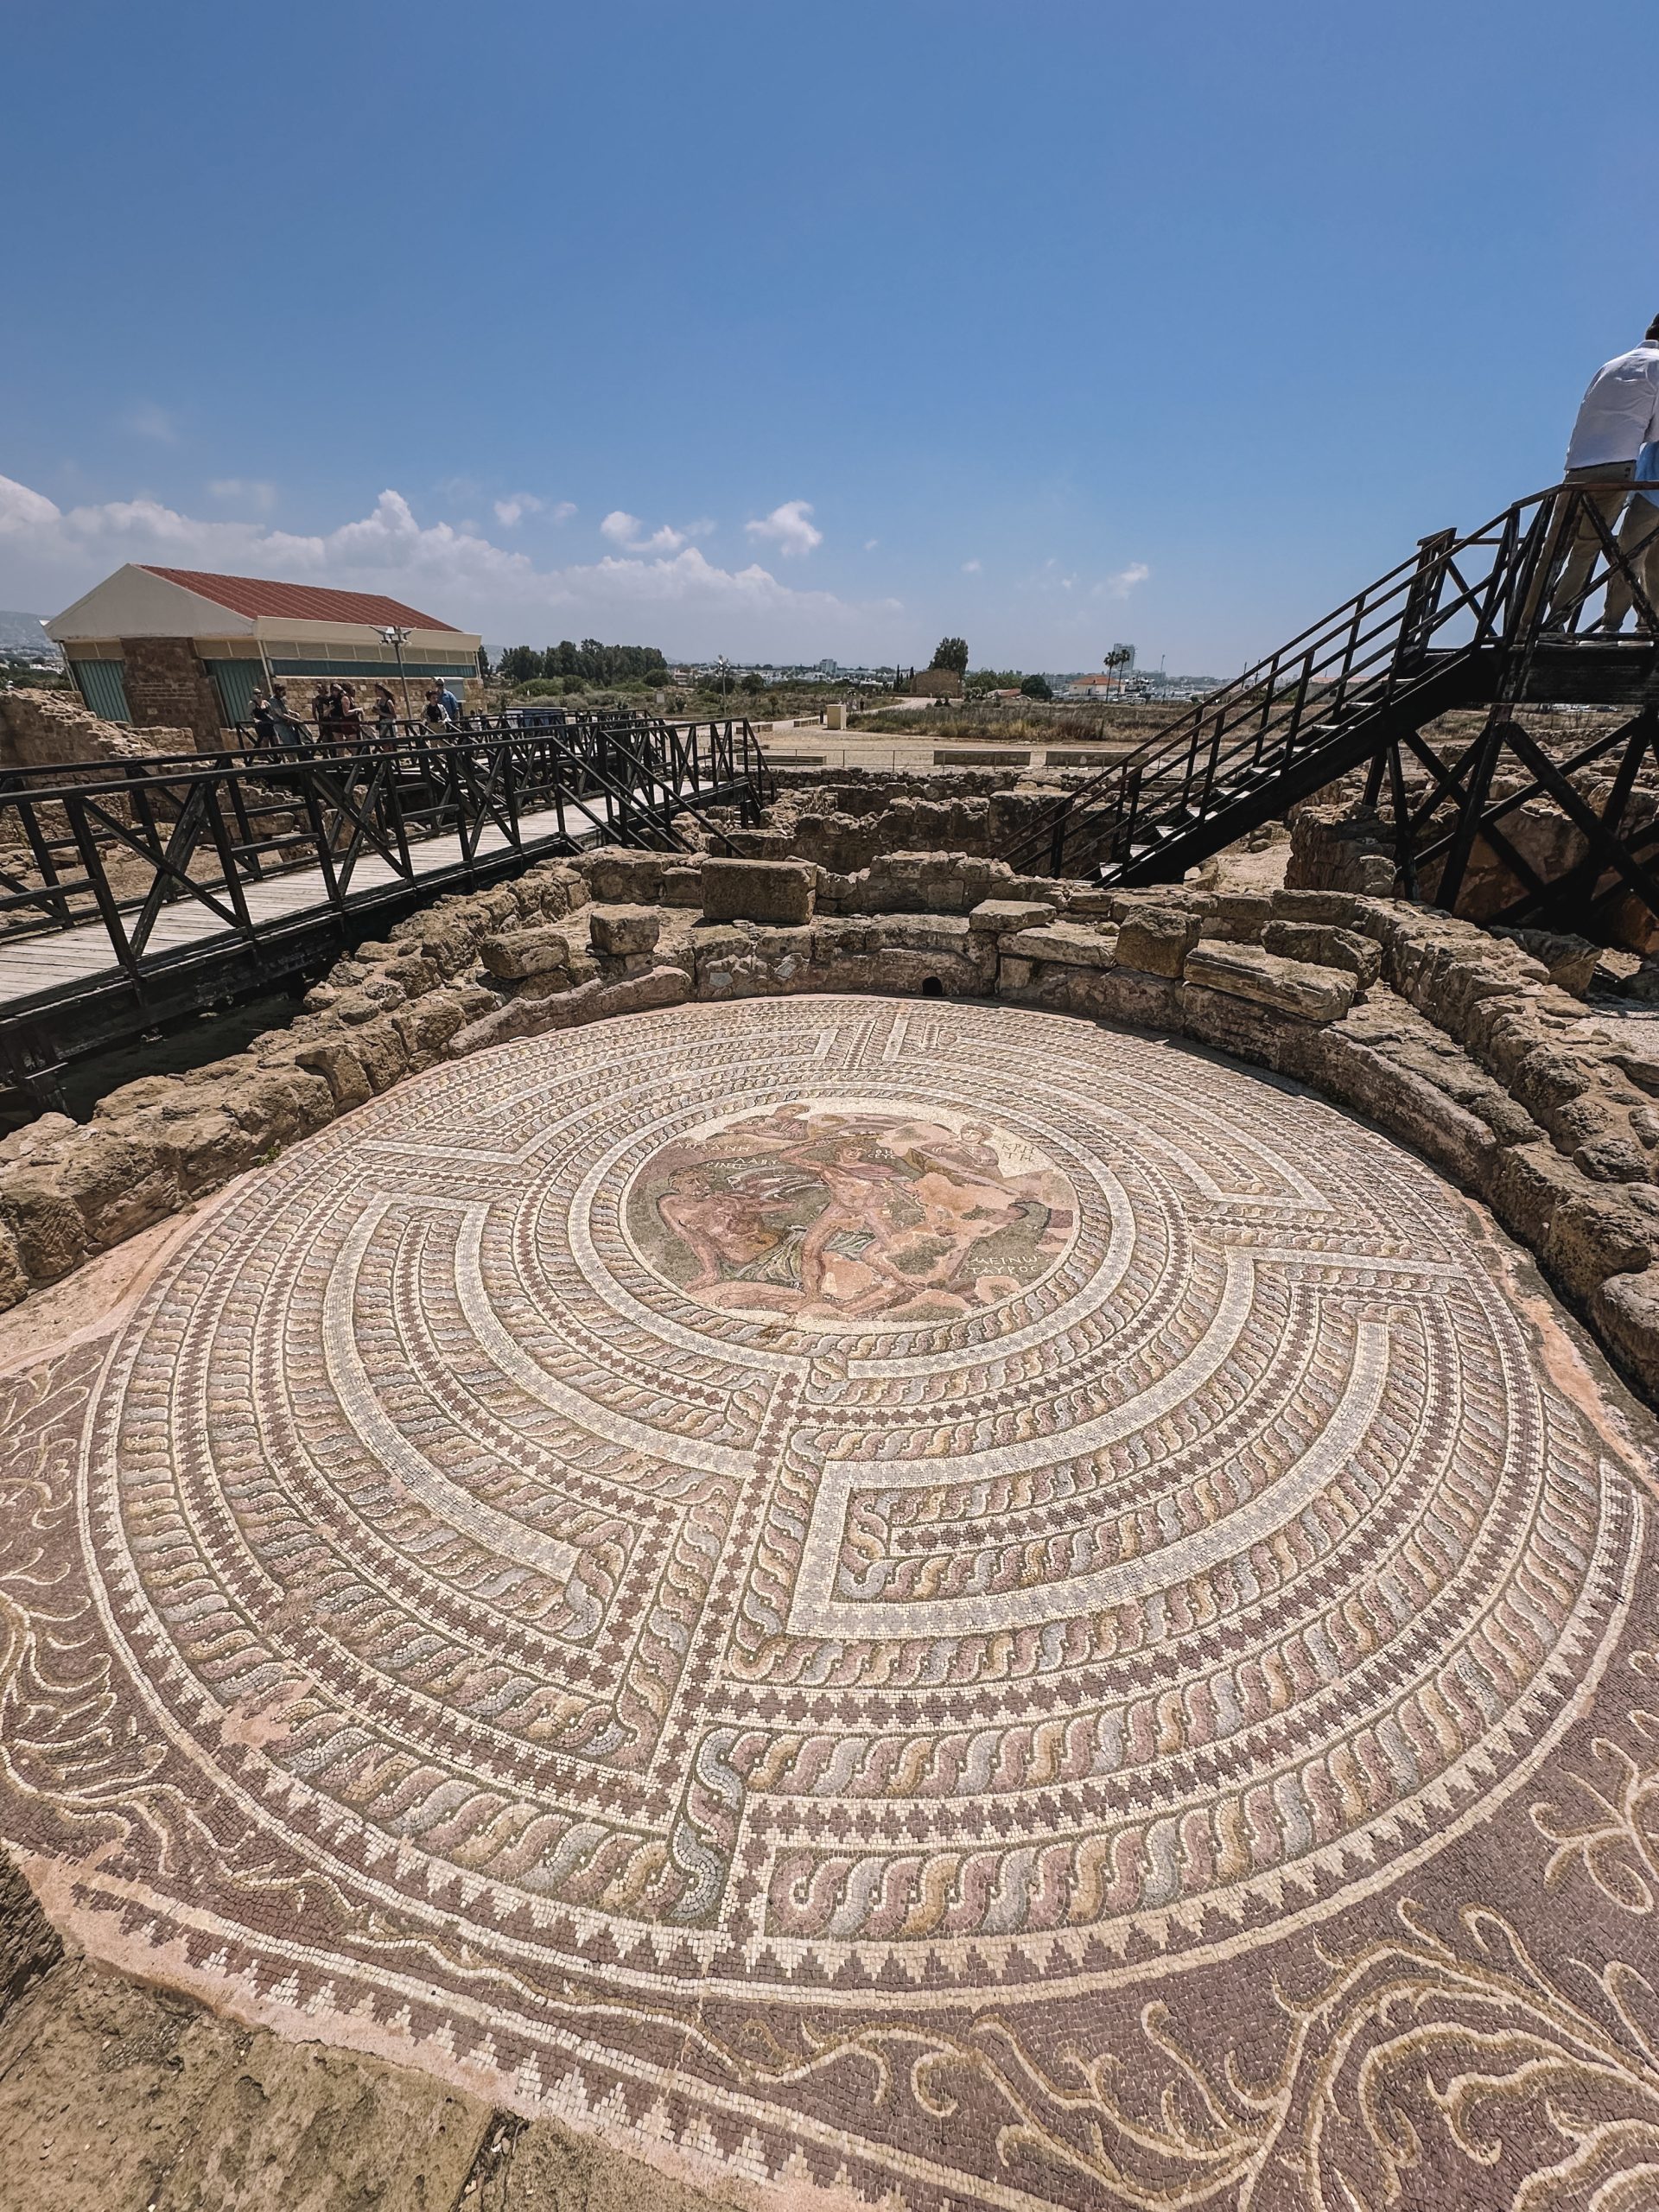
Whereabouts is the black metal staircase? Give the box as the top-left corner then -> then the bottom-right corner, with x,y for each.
1007,482 -> 1659,928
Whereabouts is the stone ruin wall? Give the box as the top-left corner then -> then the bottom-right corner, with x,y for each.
1284,706 -> 1659,948
0,687 -> 186,772
7,815 -> 1659,1407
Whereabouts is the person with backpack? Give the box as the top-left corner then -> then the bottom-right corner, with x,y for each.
1598,440 -> 1659,636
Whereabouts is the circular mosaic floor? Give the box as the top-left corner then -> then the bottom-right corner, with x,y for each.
4,995 -> 1651,2209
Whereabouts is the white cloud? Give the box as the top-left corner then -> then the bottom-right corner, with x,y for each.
0,472 -> 899,660
208,478 -> 276,512
550,501 -> 576,524
1099,562 -> 1150,598
863,537 -> 880,551
0,478 -> 61,533
600,509 -> 713,556
962,558 -> 982,574
745,500 -> 823,559
493,493 -> 543,527
124,402 -> 179,443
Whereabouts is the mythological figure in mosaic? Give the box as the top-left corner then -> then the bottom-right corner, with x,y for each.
1,996 -> 1654,2211
633,1100 -> 1074,1321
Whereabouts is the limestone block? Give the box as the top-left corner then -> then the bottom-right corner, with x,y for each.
1117,906 -> 1203,978
1426,955 -> 1549,1039
1497,925 -> 1601,998
219,1067 -> 334,1145
1301,1027 -> 1498,1190
448,994 -> 564,1056
809,919 -> 880,962
1544,1179 -> 1659,1303
702,857 -> 817,926
1574,1134 -> 1652,1183
378,951 -> 441,1001
391,910 -> 485,977
589,905 -> 663,957
480,924 -> 574,981
450,963 -> 691,1054
1004,922 -> 1118,969
873,947 -> 986,995
520,859 -> 589,918
660,865 -> 704,906
151,1108 -> 266,1195
1209,891 -> 1274,941
0,1111 -> 74,1160
1593,1265 -> 1659,1395
92,1078 -> 183,1123
332,983 -> 404,1027
1182,943 -> 1355,1023
858,850 -> 1007,915
1179,985 -> 1292,1071
293,1036 -> 374,1113
1487,1139 -> 1587,1249
1063,887 -> 1118,918
353,1014 -> 411,1093
393,992 -> 467,1063
478,886 -> 522,929
57,1126 -> 186,1248
969,898 -> 1057,933
1269,888 -> 1368,929
0,1160 -> 87,1284
586,849 -> 666,904
813,868 -> 858,914
878,915 -> 976,954
1262,919 -> 1382,991
1508,1041 -> 1602,1135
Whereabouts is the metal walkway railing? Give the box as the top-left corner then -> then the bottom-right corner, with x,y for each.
1007,480 -> 1659,893
0,710 -> 772,1103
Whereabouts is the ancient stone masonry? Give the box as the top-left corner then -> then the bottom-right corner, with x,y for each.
118,636 -> 228,752
0,687 -> 184,772
10,841 -> 1659,1408
3,995 -> 1656,2209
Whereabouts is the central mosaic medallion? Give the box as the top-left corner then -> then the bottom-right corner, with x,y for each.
2,995 -> 1643,2209
624,1098 -> 1077,1325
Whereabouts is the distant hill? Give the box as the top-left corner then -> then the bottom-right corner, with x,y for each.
0,611 -> 57,656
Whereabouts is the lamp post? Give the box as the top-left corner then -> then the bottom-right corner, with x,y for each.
716,654 -> 730,717
377,625 -> 414,718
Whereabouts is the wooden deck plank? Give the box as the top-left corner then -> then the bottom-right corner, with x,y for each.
0,792 -> 615,1015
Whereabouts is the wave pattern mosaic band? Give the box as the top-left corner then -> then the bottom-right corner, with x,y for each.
3,994 -> 1657,2209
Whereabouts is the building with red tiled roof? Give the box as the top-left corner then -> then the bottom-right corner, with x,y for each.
136,568 -> 463,633
46,563 -> 482,748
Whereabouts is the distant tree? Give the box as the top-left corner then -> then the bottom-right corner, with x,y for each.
1020,672 -> 1053,700
740,671 -> 765,695
537,639 -> 669,688
499,645 -> 543,686
930,636 -> 969,674
966,668 -> 1021,692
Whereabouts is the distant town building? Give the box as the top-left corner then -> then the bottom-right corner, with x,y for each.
46,565 -> 483,749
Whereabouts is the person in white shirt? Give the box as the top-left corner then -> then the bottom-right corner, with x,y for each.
1544,317 -> 1659,630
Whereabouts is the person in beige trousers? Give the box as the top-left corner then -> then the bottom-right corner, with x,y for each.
1543,315 -> 1659,632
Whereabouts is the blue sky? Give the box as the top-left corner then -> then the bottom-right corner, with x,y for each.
3,0 -> 1652,671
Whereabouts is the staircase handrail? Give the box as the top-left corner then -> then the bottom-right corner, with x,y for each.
1008,485 -> 1568,877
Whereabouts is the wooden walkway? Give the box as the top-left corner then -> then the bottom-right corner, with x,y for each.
0,786 -> 640,1016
